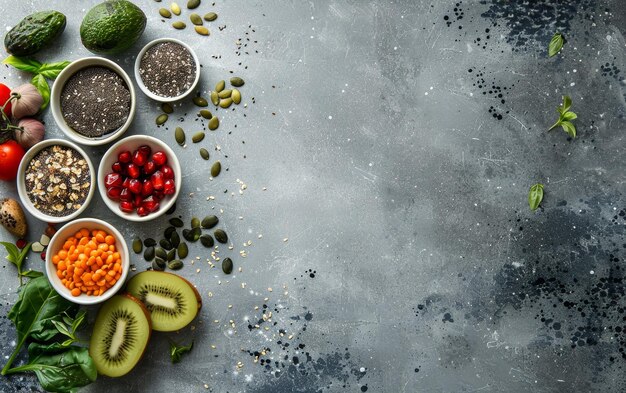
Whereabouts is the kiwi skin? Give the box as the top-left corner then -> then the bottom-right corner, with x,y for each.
177,274 -> 202,312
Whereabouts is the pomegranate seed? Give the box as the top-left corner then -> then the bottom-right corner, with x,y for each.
143,160 -> 157,175
122,177 -> 131,188
118,151 -> 131,163
119,201 -> 134,213
152,190 -> 164,201
127,163 -> 140,179
16,239 -> 26,249
163,179 -> 176,195
142,197 -> 160,213
141,179 -> 154,197
107,187 -> 122,200
128,179 -> 142,194
45,225 -> 56,237
151,171 -> 164,190
152,151 -> 167,166
111,162 -> 124,173
138,145 -> 151,157
136,206 -> 149,217
161,165 -> 175,179
40,252 -> 46,260
132,150 -> 147,166
120,188 -> 132,201
104,173 -> 123,188
134,194 -> 143,207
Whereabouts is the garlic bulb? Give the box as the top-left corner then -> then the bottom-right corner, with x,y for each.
14,118 -> 45,149
11,84 -> 43,119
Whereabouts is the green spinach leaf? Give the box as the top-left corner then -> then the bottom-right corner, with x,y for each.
0,241 -> 32,285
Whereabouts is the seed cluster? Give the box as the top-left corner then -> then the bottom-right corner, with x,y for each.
139,42 -> 196,98
61,66 -> 131,138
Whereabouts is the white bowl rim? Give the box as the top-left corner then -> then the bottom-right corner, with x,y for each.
134,37 -> 201,102
45,217 -> 130,305
50,56 -> 136,146
17,139 -> 96,224
97,134 -> 182,222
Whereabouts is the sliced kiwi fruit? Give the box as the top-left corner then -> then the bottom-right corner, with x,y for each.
126,271 -> 202,332
89,295 -> 151,377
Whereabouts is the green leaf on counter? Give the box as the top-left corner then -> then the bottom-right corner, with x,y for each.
548,95 -> 577,138
548,32 -> 564,57
37,61 -> 70,79
31,74 -> 50,109
528,183 -> 544,211
2,55 -> 42,73
170,339 -> 194,364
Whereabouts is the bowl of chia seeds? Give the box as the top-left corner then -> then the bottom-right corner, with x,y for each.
134,38 -> 200,102
17,139 -> 96,223
50,57 -> 136,146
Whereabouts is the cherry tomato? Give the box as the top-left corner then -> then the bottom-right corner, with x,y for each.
0,140 -> 25,181
0,83 -> 12,118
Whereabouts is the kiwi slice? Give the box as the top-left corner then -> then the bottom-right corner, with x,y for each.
126,271 -> 202,332
89,295 -> 151,377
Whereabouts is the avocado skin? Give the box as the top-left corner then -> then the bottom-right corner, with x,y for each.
5,11 -> 66,56
80,0 -> 147,55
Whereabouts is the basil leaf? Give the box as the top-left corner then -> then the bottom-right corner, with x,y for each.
37,61 -> 71,79
31,74 -> 50,109
561,95 -> 572,113
561,121 -> 576,138
548,32 -> 564,57
0,241 -> 20,264
561,111 -> 577,121
170,340 -> 194,363
528,183 -> 544,211
2,56 -> 42,73
21,270 -> 44,279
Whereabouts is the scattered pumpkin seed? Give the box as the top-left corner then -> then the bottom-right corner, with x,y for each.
132,238 -> 143,254
230,77 -> 245,87
184,227 -> 202,242
172,21 -> 186,29
166,202 -> 177,215
170,231 -> 181,248
144,246 -> 155,261
200,109 -> 212,119
191,217 -> 201,228
201,215 -> 219,229
187,0 -> 200,9
171,2 -> 181,15
218,89 -> 232,99
195,26 -> 209,36
177,242 -> 189,258
211,161 -> 221,177
168,260 -> 184,270
210,91 -> 219,105
175,127 -> 186,146
144,238 -> 157,247
164,226 -> 176,240
170,217 -> 184,227
160,239 -> 173,250
222,257 -> 233,274
193,96 -> 208,107
190,13 -> 203,25
167,248 -> 177,261
155,247 -> 167,260
192,132 -> 205,143
154,257 -> 166,269
152,259 -> 165,271
162,103 -> 174,113
200,148 -> 210,160
200,234 -> 214,248
215,80 -> 225,92
156,114 -> 168,125
232,89 -> 241,104
219,98 -> 233,108
214,229 -> 228,244
208,116 -> 219,130
204,12 -> 217,21
159,8 -> 172,18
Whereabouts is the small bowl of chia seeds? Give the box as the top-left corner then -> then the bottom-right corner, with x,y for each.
134,38 -> 200,102
17,139 -> 96,223
50,57 -> 136,146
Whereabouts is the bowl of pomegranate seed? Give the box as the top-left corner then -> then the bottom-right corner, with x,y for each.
97,135 -> 181,221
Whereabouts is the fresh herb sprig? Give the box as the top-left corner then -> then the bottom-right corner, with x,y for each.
548,95 -> 577,138
528,183 -> 544,211
548,32 -> 564,57
52,310 -> 87,347
169,340 -> 194,364
2,56 -> 70,109
0,241 -> 34,285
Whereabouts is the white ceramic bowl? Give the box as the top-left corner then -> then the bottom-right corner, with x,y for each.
45,218 -> 130,305
17,139 -> 96,224
50,57 -> 136,146
98,135 -> 182,222
134,38 -> 200,102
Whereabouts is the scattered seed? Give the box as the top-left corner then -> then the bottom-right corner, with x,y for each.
166,202 -> 177,215
219,98 -> 233,108
162,103 -> 174,113
164,226 -> 176,239
211,161 -> 221,177
190,13 -> 203,25
159,8 -> 172,18
215,80 -> 225,92
170,231 -> 181,248
200,234 -> 214,248
155,247 -> 167,260
200,109 -> 212,119
167,248 -> 177,261
210,91 -> 219,105
222,257 -> 233,274
187,0 -> 200,9
192,132 -> 205,143
214,229 -> 228,244
184,227 -> 202,242
201,215 -> 219,229
218,89 -> 232,99
160,238 -> 173,250
230,77 -> 245,87
177,242 -> 189,258
156,114 -> 168,125
143,238 -> 157,247
175,127 -> 186,145
191,217 -> 201,228
152,259 -> 165,271
172,21 -> 186,29
193,96 -> 208,107
208,116 -> 219,130
204,12 -> 217,21
168,260 -> 184,270
132,238 -> 143,254
200,148 -> 210,160
171,2 -> 181,15
170,217 -> 184,227
144,246 -> 155,261
195,26 -> 209,36
232,89 -> 241,104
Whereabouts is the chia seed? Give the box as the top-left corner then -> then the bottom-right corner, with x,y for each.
61,66 -> 131,138
139,42 -> 196,98
24,145 -> 92,217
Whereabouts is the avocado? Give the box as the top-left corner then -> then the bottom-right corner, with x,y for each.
4,11 -> 66,56
80,0 -> 146,55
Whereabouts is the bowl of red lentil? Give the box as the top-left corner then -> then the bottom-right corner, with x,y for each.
45,218 -> 130,305
50,57 -> 136,146
16,138 -> 96,224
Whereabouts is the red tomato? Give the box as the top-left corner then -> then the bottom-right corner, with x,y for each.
0,140 -> 25,181
0,84 -> 12,118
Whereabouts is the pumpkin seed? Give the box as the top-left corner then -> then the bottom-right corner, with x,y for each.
143,238 -> 157,247
193,96 -> 208,107
200,109 -> 212,119
160,239 -> 173,250
195,26 -> 210,36
155,247 -> 167,260
218,89 -> 232,99
232,89 -> 241,104
168,260 -> 184,270
175,127 -> 186,146
164,226 -> 177,239
154,257 -> 166,269
170,217 -> 184,227
192,132 -> 205,143
159,8 -> 172,18
171,2 -> 181,15
170,231 -> 181,248
214,229 -> 228,244
200,148 -> 210,160
167,248 -> 177,261
152,259 -> 165,271
200,234 -> 214,248
162,103 -> 174,113
191,217 -> 201,228
210,91 -> 219,105
144,246 -> 155,261
132,238 -> 143,254
187,0 -> 200,9
172,21 -> 186,29
211,161 -> 221,177
201,215 -> 219,229
166,202 -> 177,215
156,114 -> 168,125
177,242 -> 189,258
190,13 -> 203,25
230,77 -> 245,87
219,98 -> 233,108
215,80 -> 225,92
208,116 -> 219,130
184,227 -> 202,242
222,257 -> 233,274
204,12 -> 217,21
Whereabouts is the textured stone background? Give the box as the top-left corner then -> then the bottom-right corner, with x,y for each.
0,0 -> 625,392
